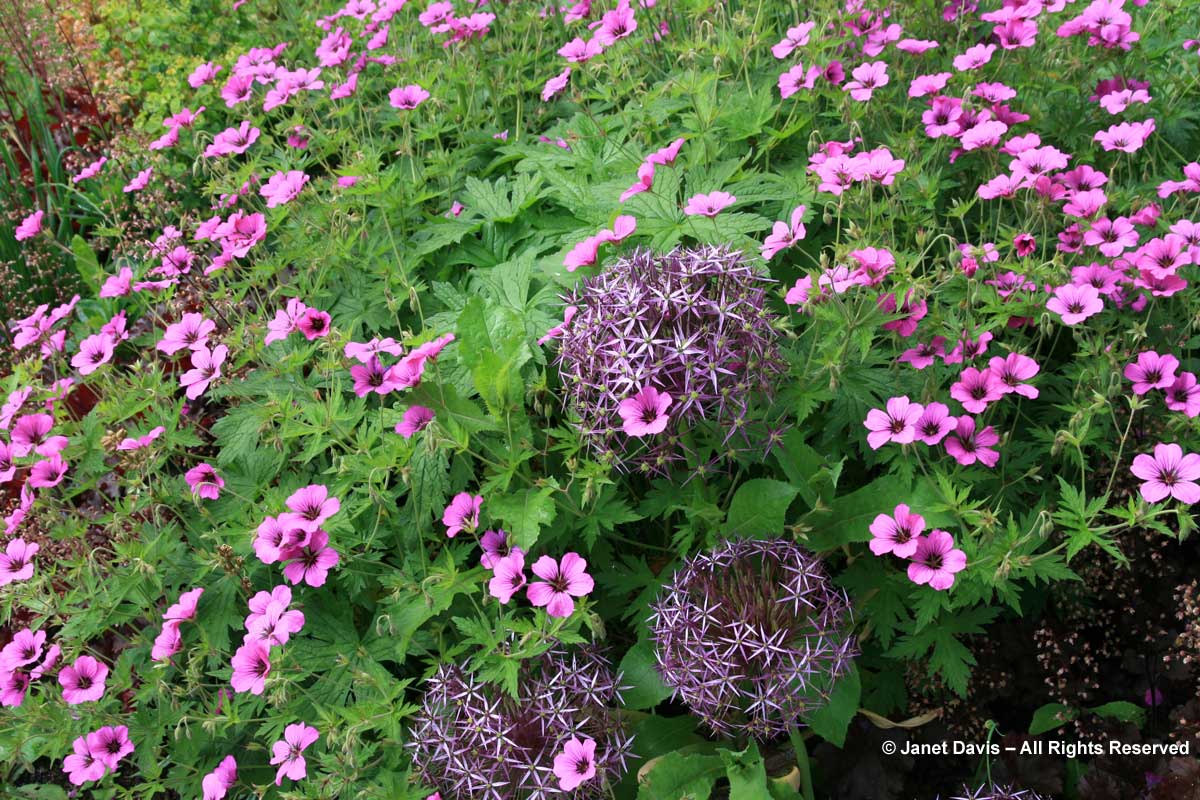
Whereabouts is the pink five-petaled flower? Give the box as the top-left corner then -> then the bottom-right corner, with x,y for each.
488,551 -> 527,604
950,366 -> 1004,413
2,628 -> 45,670
761,205 -> 807,260
528,552 -> 594,618
538,305 -> 578,346
281,530 -> 340,587
1094,119 -> 1155,153
1130,443 -> 1200,504
480,529 -> 514,569
58,655 -> 108,704
282,484 -> 340,534
185,463 -> 224,500
442,492 -> 482,538
71,333 -> 115,375
844,60 -> 889,101
553,736 -> 598,791
396,405 -> 435,438
943,415 -> 1000,468
296,307 -> 331,339
180,344 -> 227,399
1165,372 -> 1200,418
1123,351 -> 1179,396
0,538 -> 38,586
158,313 -> 216,355
907,529 -> 967,590
265,298 -> 308,344
772,21 -> 815,59
270,723 -> 319,786
122,167 -> 153,193
683,191 -> 736,217
863,396 -> 923,450
15,209 -> 44,241
542,68 -> 571,101
953,43 -> 996,71
618,386 -> 672,436
28,454 -> 68,488
1046,283 -> 1103,325
988,353 -> 1040,398
88,725 -> 134,770
202,755 -> 238,800
914,402 -> 956,445
389,84 -> 430,109
230,640 -> 271,695
259,170 -> 309,207
869,504 -> 925,558
63,734 -> 106,785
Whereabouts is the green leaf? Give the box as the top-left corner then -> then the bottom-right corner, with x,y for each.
71,235 -> 101,291
1089,701 -> 1145,727
581,487 -> 644,548
805,664 -> 861,748
722,479 -> 799,538
617,640 -> 673,710
490,485 -> 558,551
719,741 -> 772,800
632,715 -> 704,761
1030,703 -> 1077,735
638,751 -> 723,800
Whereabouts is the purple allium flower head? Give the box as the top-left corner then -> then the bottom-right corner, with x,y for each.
649,538 -> 856,740
946,786 -> 1048,800
408,647 -> 633,800
554,246 -> 785,473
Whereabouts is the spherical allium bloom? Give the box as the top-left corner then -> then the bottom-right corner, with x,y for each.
553,246 -> 785,471
1130,443 -> 1200,504
947,785 -> 1047,800
649,539 -> 857,739
408,647 -> 633,800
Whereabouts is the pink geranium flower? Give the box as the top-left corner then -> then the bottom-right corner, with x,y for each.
1165,372 -> 1200,418
188,61 -> 222,88
595,1 -> 636,45
389,84 -> 430,109
1094,119 -> 1155,152
619,162 -> 655,202
442,492 -> 482,538
1,628 -> 45,670
122,167 -> 153,193
10,413 -> 54,457
647,138 -> 685,166
71,333 -> 115,375
1124,351 -> 1179,395
488,551 -> 527,604
1046,283 -> 1103,325
230,640 -> 272,694
58,655 -> 108,704
778,63 -> 819,98
63,735 -> 107,785
185,463 -> 224,500
943,416 -> 1000,467
158,314 -> 216,355
204,121 -> 261,157
553,736 -> 598,791
844,60 -> 888,101
88,725 -> 134,770
281,484 -> 340,533
265,298 -> 308,345
542,68 -> 571,101
953,43 -> 996,70
28,454 -> 68,488
395,405 -> 435,438
683,191 -> 735,217
260,170 -> 309,207
538,306 -> 579,346
761,205 -> 807,260
617,386 -> 672,436
527,552 -> 593,618
914,402 -> 956,445
950,366 -> 1004,413
15,209 -> 45,241
480,529 -> 514,569
0,539 -> 38,586
296,308 -> 331,339
281,530 -> 340,587
988,353 -> 1039,398
270,723 -> 319,786
869,504 -> 925,558
772,21 -> 815,58
898,337 -> 947,370
907,529 -> 967,590
863,396 -> 923,449
180,344 -> 228,399
202,755 -> 238,800
1130,443 -> 1200,504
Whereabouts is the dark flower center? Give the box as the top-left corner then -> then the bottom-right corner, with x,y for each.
78,675 -> 92,689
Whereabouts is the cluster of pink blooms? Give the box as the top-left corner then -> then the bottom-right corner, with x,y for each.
344,332 -> 454,397
807,138 -> 906,197
870,504 -> 967,590
479,529 -> 596,618
784,244 -> 901,307
542,0 -> 643,100
62,725 -> 134,785
1,628 -> 59,707
253,484 -> 342,587
1124,350 -> 1199,418
9,294 -> 80,358
265,298 -> 333,345
231,585 -> 307,696
617,137 -> 684,203
864,395 -> 1001,469
1,393 -> 75,541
